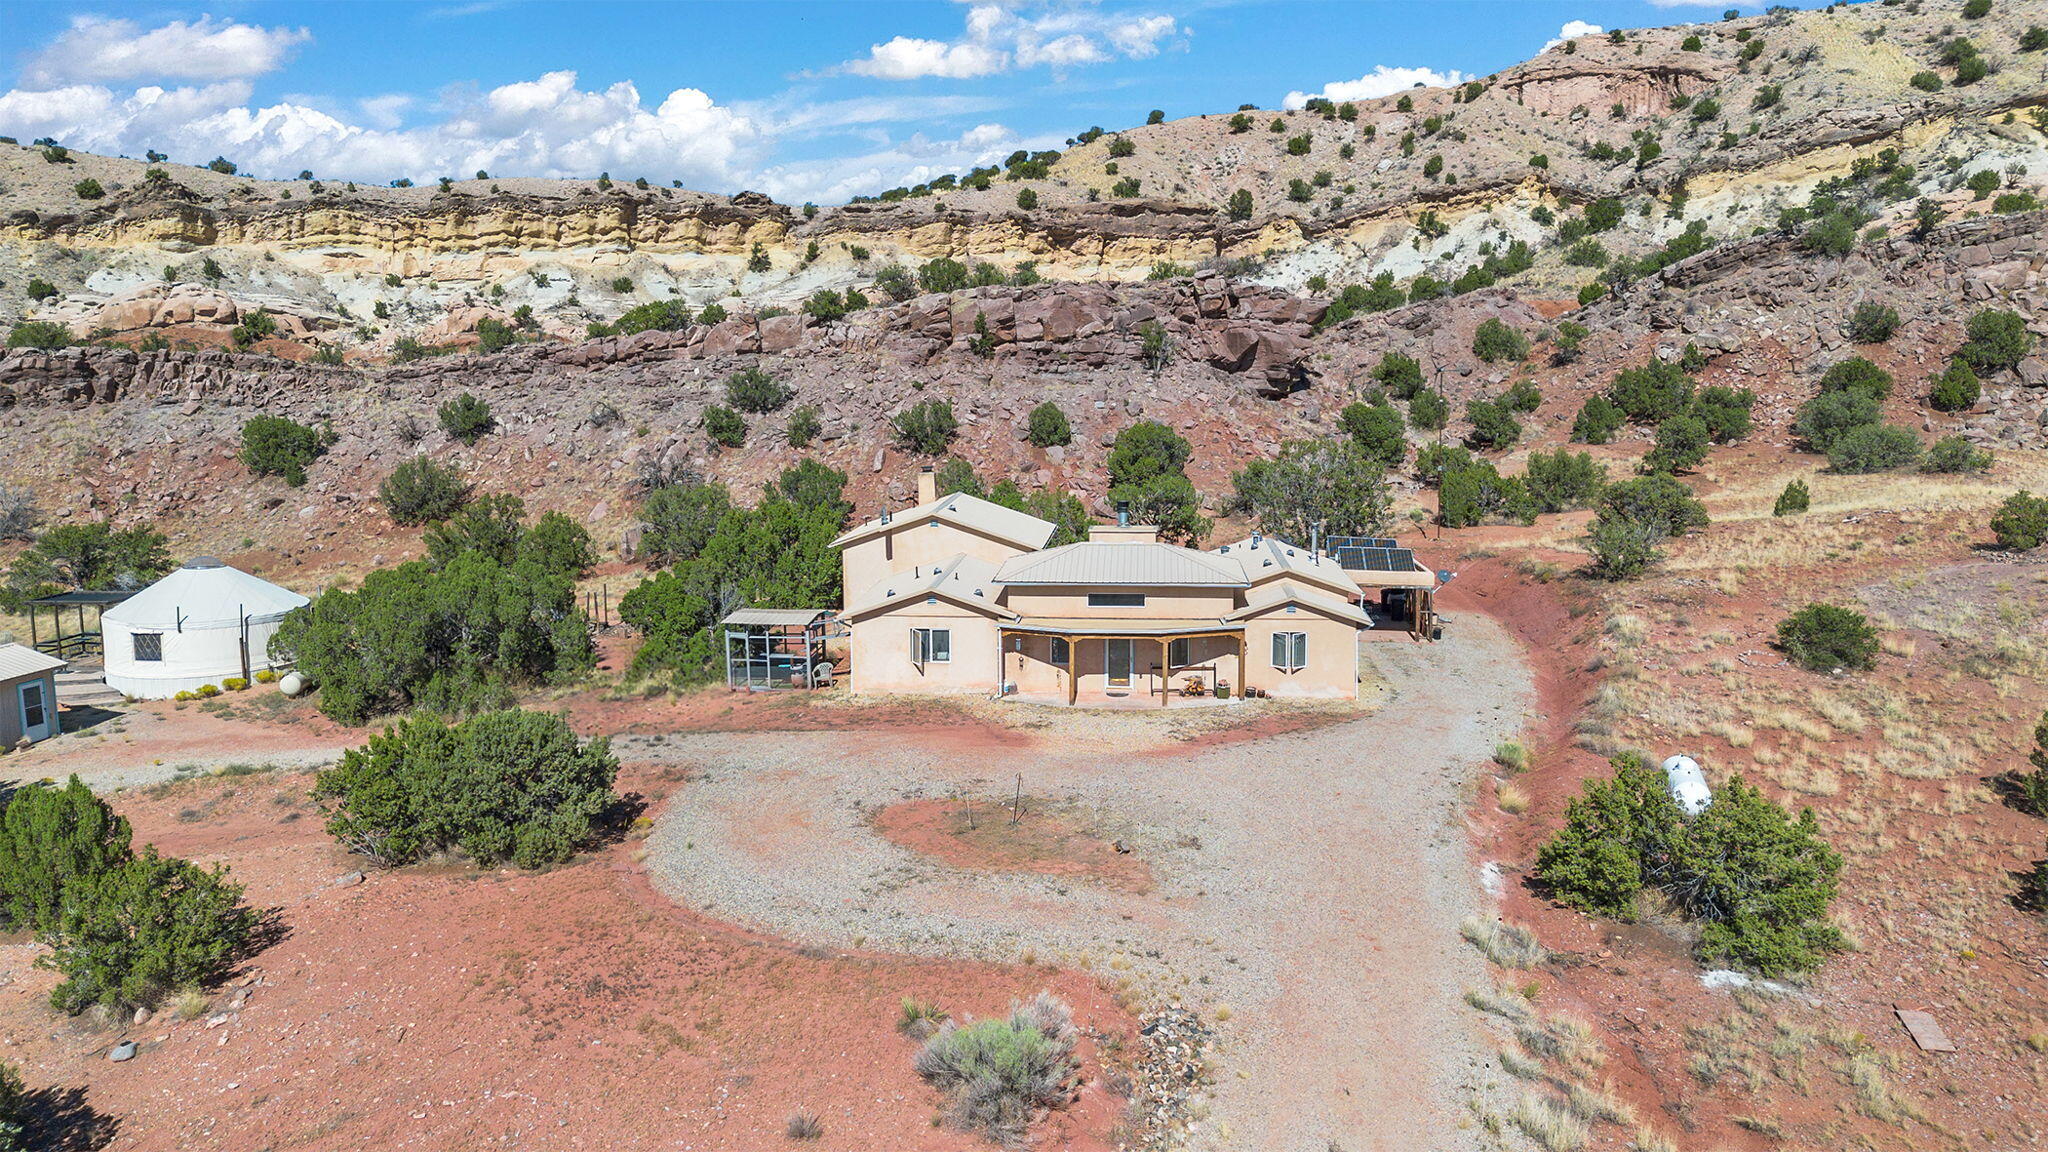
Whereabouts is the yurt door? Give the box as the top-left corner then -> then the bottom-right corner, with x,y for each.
17,680 -> 52,742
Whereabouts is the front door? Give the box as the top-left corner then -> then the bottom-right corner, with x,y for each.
18,680 -> 51,743
1105,638 -> 1133,690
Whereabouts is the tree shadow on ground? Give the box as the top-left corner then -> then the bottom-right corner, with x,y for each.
20,1084 -> 120,1150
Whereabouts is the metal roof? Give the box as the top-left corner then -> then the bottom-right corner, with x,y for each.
0,643 -> 68,681
995,542 -> 1247,587
845,554 -> 1015,620
1000,618 -> 1242,637
1227,581 -> 1372,626
832,492 -> 1057,552
27,589 -> 137,607
1209,535 -> 1360,597
720,608 -> 829,627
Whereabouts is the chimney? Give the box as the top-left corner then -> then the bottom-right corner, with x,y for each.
916,465 -> 937,505
1116,500 -> 1130,527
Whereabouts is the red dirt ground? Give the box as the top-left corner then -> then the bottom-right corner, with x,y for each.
0,767 -> 1135,1152
871,799 -> 1155,895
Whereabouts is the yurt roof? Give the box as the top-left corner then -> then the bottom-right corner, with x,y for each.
103,558 -> 311,631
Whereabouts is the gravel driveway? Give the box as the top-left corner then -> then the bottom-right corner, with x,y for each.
636,612 -> 1533,1152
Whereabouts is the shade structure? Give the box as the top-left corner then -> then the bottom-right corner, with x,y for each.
101,558 -> 310,699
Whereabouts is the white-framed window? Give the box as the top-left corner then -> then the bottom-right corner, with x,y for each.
133,633 -> 163,662
1088,592 -> 1145,607
1271,630 -> 1307,672
911,627 -> 952,665
1168,638 -> 1191,668
1050,637 -> 1071,665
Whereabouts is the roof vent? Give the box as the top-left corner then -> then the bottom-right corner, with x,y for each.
1250,532 -> 1263,548
182,556 -> 225,569
1116,500 -> 1130,527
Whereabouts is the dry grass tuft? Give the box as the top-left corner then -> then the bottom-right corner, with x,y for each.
171,988 -> 211,1021
785,1111 -> 824,1141
1497,781 -> 1531,814
1512,1092 -> 1589,1152
1460,916 -> 1547,969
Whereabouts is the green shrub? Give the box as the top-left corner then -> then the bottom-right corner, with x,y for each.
43,846 -> 256,1013
2014,711 -> 2048,817
315,709 -> 617,869
72,178 -> 104,200
1818,357 -> 1893,399
423,494 -> 594,576
25,277 -> 58,302
703,405 -> 745,448
1776,603 -> 1880,672
1472,319 -> 1530,363
377,456 -> 469,526
1339,402 -> 1407,466
1535,753 -> 1843,976
1026,402 -> 1072,448
5,321 -> 72,350
1827,424 -> 1920,473
1408,389 -> 1449,431
437,392 -> 495,444
917,258 -> 971,294
1644,414 -> 1711,474
239,415 -> 329,486
1015,188 -> 1038,210
1501,377 -> 1542,414
1600,474 -> 1709,537
1571,395 -> 1625,445
1524,450 -> 1607,513
892,400 -> 959,455
1464,399 -> 1521,452
613,300 -> 694,334
1921,435 -> 1991,474
1910,70 -> 1944,92
1929,361 -> 1980,412
1371,353 -> 1426,398
1962,0 -> 1991,17
1608,361 -> 1694,423
475,316 -> 518,353
0,778 -> 133,936
1,522 -> 171,612
1802,212 -> 1857,256
1690,385 -> 1756,444
724,366 -> 791,413
1773,479 -> 1810,516
787,405 -> 822,448
914,993 -> 1077,1145
1438,462 -> 1536,529
1794,390 -> 1881,455
1991,491 -> 2048,550
1107,421 -> 1209,543
1844,302 -> 1900,343
1958,309 -> 2032,374
1563,239 -> 1609,267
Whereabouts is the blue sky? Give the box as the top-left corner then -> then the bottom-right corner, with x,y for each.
0,1 -> 1785,203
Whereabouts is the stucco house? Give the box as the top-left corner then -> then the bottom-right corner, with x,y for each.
833,470 -> 1399,705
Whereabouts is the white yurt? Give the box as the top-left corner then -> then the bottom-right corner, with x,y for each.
103,557 -> 311,699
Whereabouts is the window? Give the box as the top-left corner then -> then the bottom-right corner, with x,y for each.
1271,630 -> 1308,672
911,627 -> 951,664
1050,637 -> 1071,665
1087,592 -> 1145,607
1168,638 -> 1191,668
133,633 -> 163,662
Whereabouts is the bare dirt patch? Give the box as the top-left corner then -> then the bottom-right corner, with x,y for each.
871,797 -> 1155,895
0,767 -> 1136,1152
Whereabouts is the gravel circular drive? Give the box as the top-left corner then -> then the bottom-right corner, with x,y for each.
638,612 -> 1534,1152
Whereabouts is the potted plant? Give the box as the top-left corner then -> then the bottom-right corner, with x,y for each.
1214,679 -> 1231,700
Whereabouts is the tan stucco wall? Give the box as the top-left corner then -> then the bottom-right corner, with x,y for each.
1239,610 -> 1361,699
841,520 -> 1036,605
999,632 -> 1243,700
848,601 -> 1002,696
999,585 -> 1239,620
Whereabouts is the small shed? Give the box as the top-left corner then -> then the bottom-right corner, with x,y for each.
721,608 -> 831,690
102,557 -> 310,699
0,642 -> 68,748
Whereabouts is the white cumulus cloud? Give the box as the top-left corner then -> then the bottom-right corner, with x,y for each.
1544,20 -> 1605,50
21,16 -> 311,87
842,3 -> 1179,80
1283,66 -> 1469,110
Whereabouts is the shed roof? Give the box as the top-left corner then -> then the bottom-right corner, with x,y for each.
995,542 -> 1247,587
832,492 -> 1056,552
720,608 -> 830,627
103,559 -> 310,631
0,643 -> 68,681
26,589 -> 138,607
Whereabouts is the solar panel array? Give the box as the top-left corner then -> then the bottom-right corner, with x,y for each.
1330,544 -> 1417,572
1326,535 -> 1398,550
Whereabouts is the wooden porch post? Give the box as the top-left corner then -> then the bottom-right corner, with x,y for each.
1158,638 -> 1170,707
1236,634 -> 1246,697
1066,635 -> 1078,706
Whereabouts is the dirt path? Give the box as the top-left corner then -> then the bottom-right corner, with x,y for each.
638,612 -> 1535,1152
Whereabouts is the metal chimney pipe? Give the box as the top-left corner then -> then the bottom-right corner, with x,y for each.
1116,500 -> 1130,527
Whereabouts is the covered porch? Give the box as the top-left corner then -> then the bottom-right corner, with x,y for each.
997,619 -> 1246,708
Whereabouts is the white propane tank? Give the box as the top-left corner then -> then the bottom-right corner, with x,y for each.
278,671 -> 307,698
1662,755 -> 1712,816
